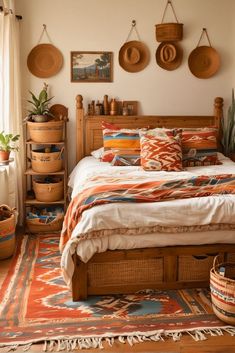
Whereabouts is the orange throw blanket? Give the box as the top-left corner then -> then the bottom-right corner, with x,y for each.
60,174 -> 235,251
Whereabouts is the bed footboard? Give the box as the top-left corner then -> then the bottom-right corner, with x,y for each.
72,244 -> 235,301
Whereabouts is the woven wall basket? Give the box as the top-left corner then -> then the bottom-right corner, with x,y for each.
155,0 -> 183,42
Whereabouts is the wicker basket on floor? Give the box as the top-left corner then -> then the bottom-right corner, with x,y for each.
0,205 -> 16,260
210,255 -> 235,325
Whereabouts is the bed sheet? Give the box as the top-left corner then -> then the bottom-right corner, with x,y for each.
61,153 -> 235,287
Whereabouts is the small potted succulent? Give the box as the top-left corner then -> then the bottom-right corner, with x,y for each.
27,83 -> 54,122
0,131 -> 20,161
221,89 -> 235,161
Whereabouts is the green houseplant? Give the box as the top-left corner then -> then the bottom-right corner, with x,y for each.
27,83 -> 54,122
0,131 -> 20,161
221,89 -> 235,161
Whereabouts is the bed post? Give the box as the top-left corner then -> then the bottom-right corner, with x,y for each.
214,97 -> 223,150
214,97 -> 223,126
72,254 -> 88,301
76,94 -> 85,163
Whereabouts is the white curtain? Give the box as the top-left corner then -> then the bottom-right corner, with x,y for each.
0,1 -> 24,224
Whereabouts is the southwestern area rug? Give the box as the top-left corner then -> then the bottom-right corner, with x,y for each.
0,234 -> 235,351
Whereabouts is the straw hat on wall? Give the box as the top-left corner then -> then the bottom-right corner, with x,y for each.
156,42 -> 183,71
119,40 -> 150,73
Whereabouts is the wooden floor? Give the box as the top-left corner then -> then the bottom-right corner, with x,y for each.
0,233 -> 234,353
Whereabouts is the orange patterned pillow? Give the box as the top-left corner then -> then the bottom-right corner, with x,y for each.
181,128 -> 220,167
140,128 -> 183,171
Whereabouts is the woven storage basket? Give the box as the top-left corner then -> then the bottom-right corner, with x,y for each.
33,179 -> 63,202
88,257 -> 164,287
210,255 -> 235,325
31,148 -> 63,173
178,254 -> 215,281
155,23 -> 183,42
0,205 -> 16,260
155,0 -> 183,42
26,213 -> 64,233
27,120 -> 64,143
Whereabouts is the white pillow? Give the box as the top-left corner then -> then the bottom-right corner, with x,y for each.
91,147 -> 104,159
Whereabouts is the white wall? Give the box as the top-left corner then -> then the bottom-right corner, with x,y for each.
16,0 -> 235,171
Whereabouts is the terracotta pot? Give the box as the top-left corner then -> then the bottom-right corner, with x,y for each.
0,151 -> 10,162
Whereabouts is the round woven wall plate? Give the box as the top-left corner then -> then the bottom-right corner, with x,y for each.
27,44 -> 63,78
188,46 -> 220,79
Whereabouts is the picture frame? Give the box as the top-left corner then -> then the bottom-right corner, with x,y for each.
123,101 -> 138,115
71,51 -> 113,82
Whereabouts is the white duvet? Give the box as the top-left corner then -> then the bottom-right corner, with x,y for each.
61,153 -> 235,287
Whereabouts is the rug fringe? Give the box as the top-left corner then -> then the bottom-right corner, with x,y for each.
3,327 -> 235,352
40,327 -> 235,351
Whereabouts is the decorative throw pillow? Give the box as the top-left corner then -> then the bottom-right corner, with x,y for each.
140,128 -> 183,171
181,128 -> 220,167
101,121 -> 144,163
111,150 -> 141,166
101,121 -> 120,130
102,129 -> 141,150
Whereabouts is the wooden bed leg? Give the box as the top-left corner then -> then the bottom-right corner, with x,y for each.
164,256 -> 178,282
72,254 -> 88,301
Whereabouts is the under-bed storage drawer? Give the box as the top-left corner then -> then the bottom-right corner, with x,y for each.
88,257 -> 164,287
178,254 -> 216,281
227,253 -> 235,262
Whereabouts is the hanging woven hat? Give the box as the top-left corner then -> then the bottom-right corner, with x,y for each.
188,28 -> 220,79
119,40 -> 150,73
156,42 -> 183,70
27,43 -> 63,78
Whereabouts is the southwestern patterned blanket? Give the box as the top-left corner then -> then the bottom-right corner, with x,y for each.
60,173 -> 235,251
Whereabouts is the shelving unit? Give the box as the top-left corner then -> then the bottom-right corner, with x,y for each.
24,104 -> 68,233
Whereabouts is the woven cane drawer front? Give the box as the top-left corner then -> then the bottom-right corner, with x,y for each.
227,253 -> 235,262
178,255 -> 215,281
88,257 -> 163,287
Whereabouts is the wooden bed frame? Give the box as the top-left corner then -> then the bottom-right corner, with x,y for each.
71,94 -> 235,300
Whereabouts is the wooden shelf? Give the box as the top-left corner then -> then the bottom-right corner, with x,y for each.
26,140 -> 65,145
25,199 -> 66,205
25,169 -> 66,176
24,107 -> 68,233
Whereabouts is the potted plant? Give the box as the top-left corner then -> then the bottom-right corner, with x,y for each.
221,89 -> 235,161
27,83 -> 54,122
0,131 -> 20,161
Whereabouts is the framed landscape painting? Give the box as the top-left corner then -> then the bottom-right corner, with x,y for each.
71,51 -> 113,82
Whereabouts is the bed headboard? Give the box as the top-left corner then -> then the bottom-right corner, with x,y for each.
76,95 -> 223,163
